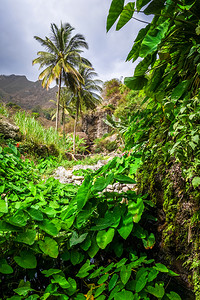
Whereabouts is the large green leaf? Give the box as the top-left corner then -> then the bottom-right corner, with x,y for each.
140,20 -> 170,57
114,290 -> 134,300
192,177 -> 200,188
135,271 -> 148,292
116,2 -> 135,30
107,0 -> 125,32
14,251 -> 37,269
0,199 -> 8,213
171,80 -> 190,100
27,208 -> 43,221
120,265 -> 132,285
134,54 -> 153,76
136,0 -> 151,11
109,274 -> 119,291
38,219 -> 58,236
15,229 -> 36,245
13,281 -> 33,297
76,259 -> 94,278
0,259 -> 13,274
118,213 -> 133,239
51,274 -> 70,289
76,176 -> 91,210
70,231 -> 88,247
39,237 -> 59,258
114,174 -> 136,184
146,283 -> 165,298
8,210 -> 28,227
124,76 -> 148,90
88,237 -> 99,258
167,291 -> 182,300
144,0 -> 165,15
128,198 -> 144,223
96,228 -> 115,249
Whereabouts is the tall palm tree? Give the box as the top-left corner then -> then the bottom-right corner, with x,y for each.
32,22 -> 89,131
72,66 -> 103,153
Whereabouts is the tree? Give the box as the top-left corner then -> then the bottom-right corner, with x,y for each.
107,0 -> 200,99
71,66 -> 103,153
32,22 -> 89,131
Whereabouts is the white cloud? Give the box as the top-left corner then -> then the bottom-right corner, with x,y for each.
0,0 -> 147,83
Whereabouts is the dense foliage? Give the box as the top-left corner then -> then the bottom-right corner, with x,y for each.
106,0 -> 200,297
0,145 -> 181,299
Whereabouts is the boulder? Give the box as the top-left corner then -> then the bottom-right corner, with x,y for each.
0,118 -> 21,141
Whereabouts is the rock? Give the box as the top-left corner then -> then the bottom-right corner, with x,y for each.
0,118 -> 21,140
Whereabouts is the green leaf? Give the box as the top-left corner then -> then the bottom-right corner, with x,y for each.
136,0 -> 150,11
76,259 -> 94,278
167,291 -> 182,300
109,274 -> 119,291
128,198 -> 144,223
140,20 -> 170,57
144,0 -> 165,15
98,273 -> 109,284
96,228 -> 115,249
42,269 -> 62,277
9,210 -> 28,227
197,62 -> 200,75
27,208 -> 43,221
70,231 -> 88,247
88,237 -> 99,258
118,213 -> 133,239
51,274 -> 70,289
39,237 -> 59,258
38,219 -> 58,236
134,54 -> 152,77
92,176 -> 108,192
76,176 -> 91,210
120,265 -> 132,285
0,259 -> 13,274
154,263 -> 169,273
146,283 -> 165,298
135,271 -> 148,292
171,80 -> 190,100
114,290 -> 134,300
107,0 -> 125,32
114,175 -> 136,184
0,199 -> 8,213
14,281 -> 33,297
70,250 -> 84,265
14,251 -> 37,269
94,284 -> 106,298
142,232 -> 155,249
124,76 -> 148,90
15,229 -> 36,245
192,177 -> 200,188
116,2 -> 135,30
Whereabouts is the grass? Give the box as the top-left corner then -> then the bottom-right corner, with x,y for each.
0,102 -> 9,117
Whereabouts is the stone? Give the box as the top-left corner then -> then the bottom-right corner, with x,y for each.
0,118 -> 21,141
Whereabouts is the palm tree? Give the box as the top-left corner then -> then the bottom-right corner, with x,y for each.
32,22 -> 89,131
72,66 -> 103,153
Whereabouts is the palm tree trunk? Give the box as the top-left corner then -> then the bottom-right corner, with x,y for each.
62,105 -> 66,139
56,75 -> 62,131
73,102 -> 79,154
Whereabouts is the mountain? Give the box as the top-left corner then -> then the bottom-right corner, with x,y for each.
0,74 -> 57,110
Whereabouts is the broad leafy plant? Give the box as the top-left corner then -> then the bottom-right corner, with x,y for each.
0,145 -> 181,299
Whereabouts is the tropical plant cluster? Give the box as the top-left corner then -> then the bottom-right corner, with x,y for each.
106,0 -> 200,297
0,144 -> 182,299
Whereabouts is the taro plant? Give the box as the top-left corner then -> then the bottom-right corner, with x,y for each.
0,145 -> 181,299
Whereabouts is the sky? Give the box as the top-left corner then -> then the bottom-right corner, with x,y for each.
0,0 -> 149,84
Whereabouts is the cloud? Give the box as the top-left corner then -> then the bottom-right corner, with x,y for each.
0,0 -> 148,83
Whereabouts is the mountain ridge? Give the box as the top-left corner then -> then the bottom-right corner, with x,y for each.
0,74 -> 57,110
